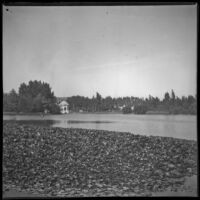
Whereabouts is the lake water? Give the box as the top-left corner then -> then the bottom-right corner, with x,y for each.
3,113 -> 197,141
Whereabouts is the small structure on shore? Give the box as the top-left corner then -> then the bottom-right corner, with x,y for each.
58,100 -> 69,114
119,105 -> 126,110
44,109 -> 49,114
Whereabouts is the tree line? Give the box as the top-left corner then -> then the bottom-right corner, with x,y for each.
65,90 -> 197,115
3,80 -> 197,115
3,80 -> 60,114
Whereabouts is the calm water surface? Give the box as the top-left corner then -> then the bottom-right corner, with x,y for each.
3,113 -> 197,140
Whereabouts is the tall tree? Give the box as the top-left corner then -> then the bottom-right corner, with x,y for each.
3,89 -> 19,112
18,80 -> 56,113
163,92 -> 170,110
171,90 -> 175,100
170,89 -> 175,105
96,92 -> 102,111
164,92 -> 170,102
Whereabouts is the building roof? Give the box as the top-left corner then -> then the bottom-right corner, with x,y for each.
59,100 -> 69,106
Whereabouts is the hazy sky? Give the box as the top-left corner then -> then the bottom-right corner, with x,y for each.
3,5 -> 197,99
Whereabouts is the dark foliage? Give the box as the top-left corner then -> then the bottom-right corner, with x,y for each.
63,90 -> 196,115
122,106 -> 132,114
48,103 -> 61,114
3,81 -> 196,115
134,105 -> 148,114
3,80 -> 59,114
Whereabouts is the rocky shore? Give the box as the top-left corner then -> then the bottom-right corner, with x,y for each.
3,121 -> 197,197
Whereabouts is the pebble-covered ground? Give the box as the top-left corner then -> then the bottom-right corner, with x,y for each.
3,121 -> 197,197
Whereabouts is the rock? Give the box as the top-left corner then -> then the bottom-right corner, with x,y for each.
168,163 -> 175,169
170,170 -> 182,178
187,168 -> 192,173
144,192 -> 152,196
55,183 -> 60,188
184,159 -> 195,165
165,172 -> 170,177
37,132 -> 40,136
154,169 -> 163,176
133,186 -> 140,193
122,186 -> 129,190
3,121 -> 197,197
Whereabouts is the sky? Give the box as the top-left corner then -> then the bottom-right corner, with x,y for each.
3,5 -> 197,99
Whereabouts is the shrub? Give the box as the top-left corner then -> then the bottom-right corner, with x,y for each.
48,103 -> 61,114
122,106 -> 132,114
134,105 -> 147,114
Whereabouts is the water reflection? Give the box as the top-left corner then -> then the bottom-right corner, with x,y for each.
3,119 -> 114,127
3,114 -> 197,140
3,119 -> 58,127
67,120 -> 114,124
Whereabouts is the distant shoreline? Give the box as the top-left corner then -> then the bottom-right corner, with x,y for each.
3,111 -> 196,116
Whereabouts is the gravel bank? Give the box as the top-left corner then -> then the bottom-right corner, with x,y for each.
3,121 -> 197,197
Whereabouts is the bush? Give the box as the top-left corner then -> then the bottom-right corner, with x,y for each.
134,105 -> 147,114
122,106 -> 132,114
48,103 -> 61,114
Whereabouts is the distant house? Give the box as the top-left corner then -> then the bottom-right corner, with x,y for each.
119,105 -> 126,110
58,100 -> 69,114
44,109 -> 49,114
131,106 -> 134,111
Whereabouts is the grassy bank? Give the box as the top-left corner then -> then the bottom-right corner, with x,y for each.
3,121 -> 197,197
3,111 -> 197,116
3,111 -> 123,115
3,112 -> 45,115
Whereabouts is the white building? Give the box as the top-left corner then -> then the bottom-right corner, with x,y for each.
58,100 -> 69,114
119,105 -> 126,110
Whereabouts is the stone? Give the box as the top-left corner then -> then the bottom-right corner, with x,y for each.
3,121 -> 197,197
168,163 -> 175,169
187,168 -> 192,173
165,172 -> 170,177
